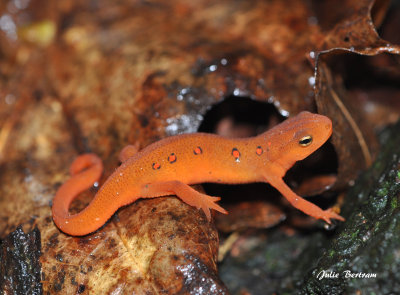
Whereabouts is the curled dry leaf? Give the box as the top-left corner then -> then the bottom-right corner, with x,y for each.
311,0 -> 400,188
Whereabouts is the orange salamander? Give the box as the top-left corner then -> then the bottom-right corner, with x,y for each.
52,111 -> 344,236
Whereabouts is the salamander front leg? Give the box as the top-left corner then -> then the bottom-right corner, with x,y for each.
266,176 -> 345,224
140,181 -> 228,220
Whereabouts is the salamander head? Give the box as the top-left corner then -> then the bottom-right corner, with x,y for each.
264,111 -> 333,172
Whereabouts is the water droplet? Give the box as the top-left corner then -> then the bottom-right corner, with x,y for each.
308,76 -> 315,86
208,64 -> 217,72
0,14 -> 17,40
13,0 -> 30,10
307,16 -> 318,26
5,94 -> 15,105
279,109 -> 289,117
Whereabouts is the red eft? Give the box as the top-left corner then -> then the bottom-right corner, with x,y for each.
52,111 -> 344,236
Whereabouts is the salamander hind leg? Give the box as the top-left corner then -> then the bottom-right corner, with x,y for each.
140,181 -> 228,221
119,143 -> 140,162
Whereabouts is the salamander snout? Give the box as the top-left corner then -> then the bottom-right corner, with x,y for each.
325,123 -> 331,131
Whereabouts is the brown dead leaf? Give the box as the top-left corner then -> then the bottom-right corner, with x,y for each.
214,201 -> 285,233
40,197 -> 227,294
311,0 -> 400,187
352,89 -> 400,129
294,175 -> 337,196
315,64 -> 379,188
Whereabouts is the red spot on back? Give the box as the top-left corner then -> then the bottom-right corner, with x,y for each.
232,148 -> 240,161
152,162 -> 161,170
168,153 -> 177,163
256,146 -> 263,155
193,147 -> 203,155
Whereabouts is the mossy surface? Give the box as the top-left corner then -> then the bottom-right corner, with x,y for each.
298,121 -> 400,294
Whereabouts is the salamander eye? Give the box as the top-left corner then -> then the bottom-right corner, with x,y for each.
299,135 -> 313,147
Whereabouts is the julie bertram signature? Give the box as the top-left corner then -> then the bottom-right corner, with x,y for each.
316,270 -> 377,280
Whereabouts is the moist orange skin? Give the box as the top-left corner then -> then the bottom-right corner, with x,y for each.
52,111 -> 344,236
